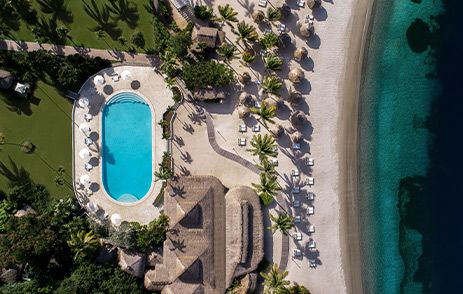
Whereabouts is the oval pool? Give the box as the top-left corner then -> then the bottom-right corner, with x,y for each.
101,92 -> 152,203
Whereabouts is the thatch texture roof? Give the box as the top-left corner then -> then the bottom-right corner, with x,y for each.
288,90 -> 303,105
193,88 -> 226,101
269,124 -> 284,138
299,23 -> 315,37
238,72 -> 251,85
290,110 -> 307,127
0,69 -> 14,90
225,186 -> 264,288
118,250 -> 146,278
239,92 -> 254,107
238,105 -> 251,119
252,10 -> 265,23
194,26 -> 225,48
294,47 -> 308,61
291,131 -> 304,143
263,95 -> 280,109
288,68 -> 305,84
308,0 -> 322,9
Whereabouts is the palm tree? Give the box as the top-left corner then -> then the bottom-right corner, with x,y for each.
266,7 -> 282,24
250,103 -> 277,127
252,173 -> 280,205
165,76 -> 177,88
263,53 -> 283,72
242,51 -> 256,65
260,32 -> 280,51
260,263 -> 291,294
154,166 -> 173,181
160,50 -> 180,78
288,284 -> 311,294
236,21 -> 258,46
248,134 -> 277,159
217,4 -> 238,26
67,230 -> 100,261
257,157 -> 276,175
83,0 -> 118,35
269,213 -> 294,235
262,75 -> 283,94
0,23 -> 13,40
217,43 -> 238,64
37,0 -> 72,22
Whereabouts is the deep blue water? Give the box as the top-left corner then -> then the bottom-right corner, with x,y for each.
358,0 -> 463,293
101,92 -> 152,202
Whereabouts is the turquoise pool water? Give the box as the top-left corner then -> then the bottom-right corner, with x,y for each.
102,92 -> 152,203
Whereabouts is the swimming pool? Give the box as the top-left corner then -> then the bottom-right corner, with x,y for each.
102,92 -> 152,203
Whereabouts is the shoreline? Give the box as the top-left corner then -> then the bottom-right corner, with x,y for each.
338,0 -> 376,293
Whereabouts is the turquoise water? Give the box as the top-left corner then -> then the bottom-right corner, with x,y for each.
101,92 -> 152,203
358,0 -> 443,293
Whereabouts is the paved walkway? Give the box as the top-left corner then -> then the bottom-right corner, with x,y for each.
0,39 -> 158,65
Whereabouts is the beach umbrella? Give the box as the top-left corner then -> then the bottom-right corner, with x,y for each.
239,92 -> 254,107
78,97 -> 89,108
294,47 -> 308,61
308,0 -> 322,9
289,68 -> 305,84
263,96 -> 279,109
79,122 -> 91,133
288,90 -> 303,105
93,75 -> 105,85
111,213 -> 122,226
79,148 -> 91,159
269,124 -> 284,138
79,174 -> 91,186
121,70 -> 132,80
291,131 -> 304,143
238,72 -> 251,85
86,201 -> 98,213
238,105 -> 250,119
103,84 -> 113,95
299,23 -> 314,38
290,110 -> 306,127
252,10 -> 265,23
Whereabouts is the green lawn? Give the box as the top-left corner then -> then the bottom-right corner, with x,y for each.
8,0 -> 155,52
0,81 -> 73,199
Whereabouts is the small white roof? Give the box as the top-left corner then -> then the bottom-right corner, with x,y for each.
121,70 -> 132,80
93,75 -> 105,85
78,97 -> 89,108
79,174 -> 91,186
111,213 -> 122,225
86,201 -> 98,212
14,82 -> 29,94
79,148 -> 91,159
79,122 -> 91,133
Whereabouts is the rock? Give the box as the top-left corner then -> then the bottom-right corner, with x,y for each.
118,250 -> 146,278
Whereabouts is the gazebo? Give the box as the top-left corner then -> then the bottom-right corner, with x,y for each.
294,47 -> 308,61
288,68 -> 305,84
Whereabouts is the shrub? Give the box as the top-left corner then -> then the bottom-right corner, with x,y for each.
194,5 -> 214,21
6,182 -> 50,212
131,31 -> 145,48
152,16 -> 170,54
130,213 -> 169,251
182,60 -> 234,90
0,200 -> 13,233
168,23 -> 194,58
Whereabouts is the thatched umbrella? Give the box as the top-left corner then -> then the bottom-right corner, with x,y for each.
239,92 -> 254,107
263,96 -> 279,109
279,4 -> 291,20
238,105 -> 251,119
252,10 -> 265,23
279,33 -> 293,49
291,131 -> 304,143
290,110 -> 306,127
294,47 -> 308,61
300,23 -> 313,38
288,90 -> 303,105
269,124 -> 284,138
308,0 -> 322,9
238,72 -> 251,85
288,68 -> 305,84
103,85 -> 113,95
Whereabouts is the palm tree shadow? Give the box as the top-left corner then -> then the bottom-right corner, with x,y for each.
0,156 -> 31,187
0,91 -> 34,116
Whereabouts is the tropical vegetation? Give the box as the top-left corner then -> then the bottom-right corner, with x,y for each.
182,60 -> 234,90
250,102 -> 277,127
217,4 -> 239,25
262,75 -> 284,94
269,213 -> 295,235
252,173 -> 280,205
260,263 -> 291,293
260,32 -> 280,50
236,21 -> 259,45
248,134 -> 278,159
264,53 -> 283,72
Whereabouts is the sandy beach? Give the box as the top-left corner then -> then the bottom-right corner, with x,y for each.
171,0 -> 374,293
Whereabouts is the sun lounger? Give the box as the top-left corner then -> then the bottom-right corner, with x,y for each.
295,232 -> 303,241
309,259 -> 317,268
84,163 -> 93,171
252,124 -> 261,132
112,74 -> 120,82
307,177 -> 314,185
306,157 -> 314,166
292,169 -> 300,176
292,143 -> 301,150
307,206 -> 314,215
307,192 -> 315,201
308,224 -> 315,233
238,138 -> 247,146
85,137 -> 93,146
292,186 -> 300,194
297,0 -> 305,8
306,15 -> 314,23
239,124 -> 247,132
271,158 -> 278,166
84,113 -> 93,121
293,249 -> 302,257
258,0 -> 267,7
308,239 -> 316,250
294,215 -> 301,223
279,23 -> 286,33
293,200 -> 301,208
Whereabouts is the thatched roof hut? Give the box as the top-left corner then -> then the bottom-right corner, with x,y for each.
269,124 -> 284,138
308,0 -> 322,9
0,70 -> 14,90
291,131 -> 304,143
238,105 -> 251,119
193,26 -> 226,48
238,72 -> 251,85
252,10 -> 265,23
118,250 -> 146,278
290,110 -> 307,127
288,90 -> 303,105
239,92 -> 254,107
294,47 -> 308,61
288,68 -> 305,84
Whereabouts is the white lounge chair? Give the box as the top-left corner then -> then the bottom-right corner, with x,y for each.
292,143 -> 301,150
309,259 -> 317,268
279,23 -> 286,33
292,186 -> 300,193
307,177 -> 315,185
293,200 -> 301,208
84,137 -> 93,146
294,232 -> 303,241
307,192 -> 315,201
271,158 -> 278,166
307,206 -> 314,215
238,138 -> 247,146
84,113 -> 93,122
294,215 -> 301,223
308,239 -> 316,250
308,224 -> 315,233
258,0 -> 267,7
253,124 -> 261,132
297,0 -> 305,8
306,158 -> 314,166
292,169 -> 300,176
84,163 -> 93,171
239,124 -> 247,132
112,74 -> 120,82
293,249 -> 302,257
306,15 -> 314,23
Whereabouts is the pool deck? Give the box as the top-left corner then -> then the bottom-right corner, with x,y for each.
73,66 -> 173,224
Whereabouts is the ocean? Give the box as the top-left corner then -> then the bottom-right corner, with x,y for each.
358,0 -> 463,293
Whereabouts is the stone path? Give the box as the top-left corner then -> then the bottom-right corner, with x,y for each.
0,39 -> 158,65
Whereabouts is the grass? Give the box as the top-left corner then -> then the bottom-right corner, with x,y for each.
7,0 -> 155,52
0,80 -> 73,199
